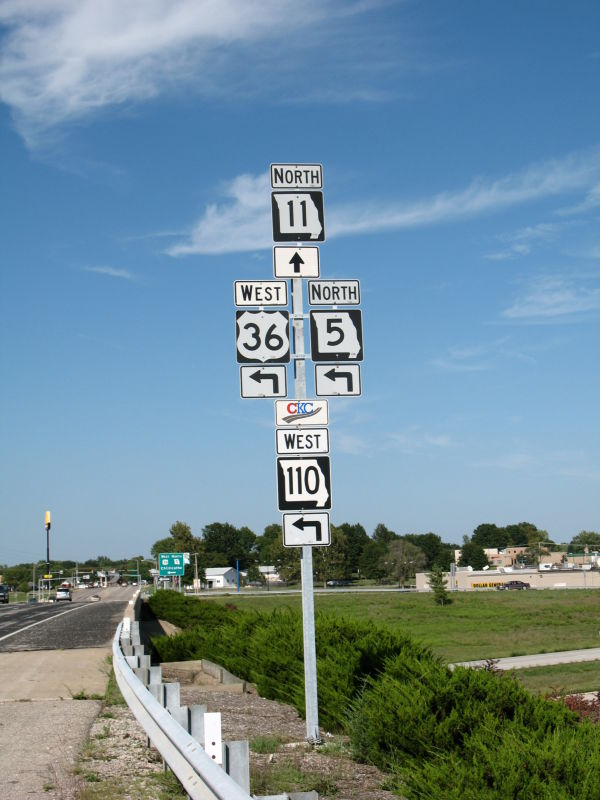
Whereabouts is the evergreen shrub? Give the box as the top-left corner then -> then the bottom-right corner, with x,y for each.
147,592 -> 418,730
347,660 -> 600,799
147,590 -> 600,797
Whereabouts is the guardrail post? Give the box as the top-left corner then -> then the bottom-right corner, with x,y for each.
114,620 -> 257,800
190,704 -> 207,744
148,683 -> 163,703
170,705 -> 190,730
222,740 -> 250,794
134,667 -> 150,685
163,682 -> 180,711
130,624 -> 141,647
149,665 -> 162,685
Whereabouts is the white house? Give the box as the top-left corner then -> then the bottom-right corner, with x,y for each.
259,565 -> 281,583
204,567 -> 237,589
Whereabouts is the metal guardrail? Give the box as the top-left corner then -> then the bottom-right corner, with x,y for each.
112,621 -> 252,800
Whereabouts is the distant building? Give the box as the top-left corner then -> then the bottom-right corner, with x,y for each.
418,566 -> 600,592
204,567 -> 237,589
259,566 -> 281,583
454,546 -> 591,570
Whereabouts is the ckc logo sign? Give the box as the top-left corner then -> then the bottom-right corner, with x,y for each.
287,402 -> 314,415
275,399 -> 329,427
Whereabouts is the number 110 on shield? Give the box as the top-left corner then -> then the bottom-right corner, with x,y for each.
276,456 -> 332,511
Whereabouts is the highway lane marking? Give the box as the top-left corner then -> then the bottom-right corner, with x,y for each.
0,604 -> 90,642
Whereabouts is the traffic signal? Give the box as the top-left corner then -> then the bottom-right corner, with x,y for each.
45,511 -> 51,531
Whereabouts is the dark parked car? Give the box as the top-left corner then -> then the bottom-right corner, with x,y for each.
0,584 -> 9,603
497,580 -> 530,590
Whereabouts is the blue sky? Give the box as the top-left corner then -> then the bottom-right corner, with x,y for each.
1,1 -> 599,564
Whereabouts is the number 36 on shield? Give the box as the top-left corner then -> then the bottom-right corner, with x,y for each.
236,310 -> 290,364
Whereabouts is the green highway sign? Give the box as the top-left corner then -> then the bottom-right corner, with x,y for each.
158,552 -> 185,576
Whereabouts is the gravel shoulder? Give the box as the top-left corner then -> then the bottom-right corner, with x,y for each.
79,672 -> 397,800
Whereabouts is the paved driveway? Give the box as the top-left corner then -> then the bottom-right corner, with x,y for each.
454,647 -> 600,671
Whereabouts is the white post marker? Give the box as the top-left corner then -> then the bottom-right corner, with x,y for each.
203,712 -> 223,765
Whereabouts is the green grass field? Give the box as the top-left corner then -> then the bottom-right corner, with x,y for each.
514,660 -> 600,695
203,588 -> 600,661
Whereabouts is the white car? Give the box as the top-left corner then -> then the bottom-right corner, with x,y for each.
55,587 -> 72,602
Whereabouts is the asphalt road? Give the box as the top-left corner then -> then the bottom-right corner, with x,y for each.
0,585 -> 137,799
0,585 -> 136,652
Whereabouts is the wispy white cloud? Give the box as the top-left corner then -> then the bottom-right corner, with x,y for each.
556,182 -> 600,216
485,222 -> 562,261
431,337 -> 549,372
476,448 -> 599,481
167,173 -> 270,256
502,275 -> 600,322
388,426 -> 454,454
327,149 -> 600,237
478,452 -> 537,471
431,344 -> 492,372
82,265 -> 137,281
336,432 -> 370,456
167,146 -> 600,256
558,466 -> 600,482
0,0 -> 395,146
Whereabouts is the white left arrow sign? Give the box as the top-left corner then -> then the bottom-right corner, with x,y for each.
283,513 -> 331,547
240,366 -> 287,398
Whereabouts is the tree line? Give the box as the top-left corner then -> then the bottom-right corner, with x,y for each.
3,521 -> 596,592
151,520 -> 459,588
0,555 -> 150,592
151,520 -> 600,586
457,522 -> 600,570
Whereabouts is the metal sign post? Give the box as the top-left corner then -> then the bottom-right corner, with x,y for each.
291,273 -> 321,743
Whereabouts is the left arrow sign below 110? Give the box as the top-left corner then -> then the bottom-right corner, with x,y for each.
283,513 -> 331,547
240,366 -> 287,398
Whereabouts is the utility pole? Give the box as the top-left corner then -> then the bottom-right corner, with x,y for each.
44,511 -> 51,590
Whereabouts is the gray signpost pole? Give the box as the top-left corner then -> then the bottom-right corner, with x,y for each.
291,275 -> 321,743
